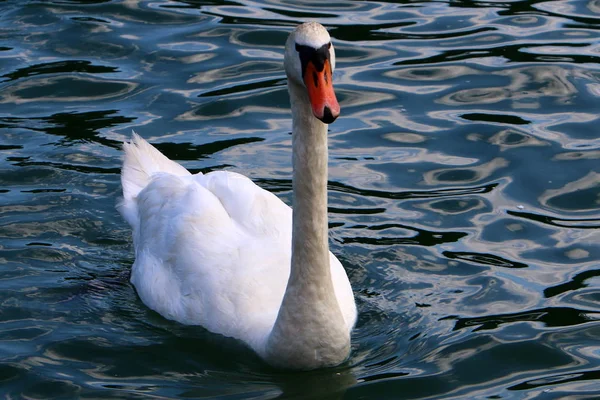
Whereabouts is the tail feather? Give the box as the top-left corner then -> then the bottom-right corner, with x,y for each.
118,132 -> 193,228
121,132 -> 191,202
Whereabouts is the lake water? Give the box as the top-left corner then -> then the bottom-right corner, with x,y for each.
1,0 -> 600,398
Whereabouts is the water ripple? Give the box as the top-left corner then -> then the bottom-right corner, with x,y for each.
1,0 -> 599,398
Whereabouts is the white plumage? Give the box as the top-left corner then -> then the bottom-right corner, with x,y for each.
118,22 -> 357,369
119,134 -> 355,351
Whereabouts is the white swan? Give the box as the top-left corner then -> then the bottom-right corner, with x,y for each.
118,22 -> 357,370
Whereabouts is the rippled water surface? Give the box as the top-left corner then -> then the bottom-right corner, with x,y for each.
2,0 -> 600,398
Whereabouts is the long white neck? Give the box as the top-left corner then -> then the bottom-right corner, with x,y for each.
264,79 -> 350,369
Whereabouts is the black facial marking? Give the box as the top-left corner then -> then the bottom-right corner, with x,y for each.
295,42 -> 331,78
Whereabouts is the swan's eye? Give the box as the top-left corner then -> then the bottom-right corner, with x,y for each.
328,42 -> 331,49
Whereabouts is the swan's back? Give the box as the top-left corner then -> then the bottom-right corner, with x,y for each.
118,134 -> 356,355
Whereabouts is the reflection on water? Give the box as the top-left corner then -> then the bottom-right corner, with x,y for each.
0,76 -> 138,104
1,0 -> 600,398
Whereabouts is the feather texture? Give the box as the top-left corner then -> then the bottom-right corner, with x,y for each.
119,135 -> 355,355
118,22 -> 357,369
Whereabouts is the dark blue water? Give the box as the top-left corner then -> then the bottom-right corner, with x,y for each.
1,0 -> 600,398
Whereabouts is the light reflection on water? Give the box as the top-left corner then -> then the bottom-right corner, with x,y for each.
1,0 -> 600,398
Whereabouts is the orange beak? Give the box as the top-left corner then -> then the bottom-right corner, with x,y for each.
303,59 -> 340,124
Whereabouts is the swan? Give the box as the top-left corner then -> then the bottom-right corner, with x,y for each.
118,22 -> 357,370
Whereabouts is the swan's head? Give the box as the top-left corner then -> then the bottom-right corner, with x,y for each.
285,22 -> 339,124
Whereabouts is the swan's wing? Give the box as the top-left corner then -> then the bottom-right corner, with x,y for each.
329,254 -> 358,331
129,170 -> 293,348
196,171 -> 291,235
